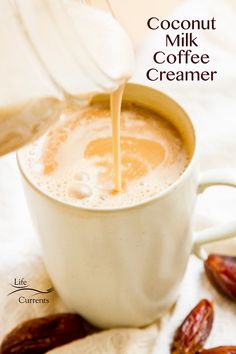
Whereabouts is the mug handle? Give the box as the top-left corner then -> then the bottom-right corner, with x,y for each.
193,169 -> 236,259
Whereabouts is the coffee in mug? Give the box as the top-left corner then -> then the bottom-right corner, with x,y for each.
20,101 -> 189,209
18,84 -> 236,328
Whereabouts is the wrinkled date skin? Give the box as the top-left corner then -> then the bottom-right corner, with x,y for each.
171,299 -> 214,354
199,347 -> 236,354
0,313 -> 98,354
204,254 -> 236,302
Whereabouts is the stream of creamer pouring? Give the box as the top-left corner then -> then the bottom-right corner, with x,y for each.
110,84 -> 126,191
0,0 -> 135,192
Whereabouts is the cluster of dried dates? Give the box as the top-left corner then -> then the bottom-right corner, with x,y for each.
0,313 -> 98,354
170,253 -> 236,354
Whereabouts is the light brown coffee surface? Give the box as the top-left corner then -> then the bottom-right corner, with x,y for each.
22,103 -> 189,208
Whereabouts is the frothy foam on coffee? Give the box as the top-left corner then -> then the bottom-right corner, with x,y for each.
21,103 -> 189,209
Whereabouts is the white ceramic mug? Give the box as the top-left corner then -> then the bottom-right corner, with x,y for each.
17,84 -> 236,328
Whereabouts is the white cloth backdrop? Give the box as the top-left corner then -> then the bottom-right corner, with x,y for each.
0,0 -> 236,352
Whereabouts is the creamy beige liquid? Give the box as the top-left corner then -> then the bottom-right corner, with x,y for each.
110,84 -> 125,191
21,99 -> 189,209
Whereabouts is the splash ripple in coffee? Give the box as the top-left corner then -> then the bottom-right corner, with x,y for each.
22,104 -> 189,208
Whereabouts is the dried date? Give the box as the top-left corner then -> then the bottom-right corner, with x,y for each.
171,299 -> 214,354
0,313 -> 97,354
199,346 -> 236,354
204,254 -> 236,302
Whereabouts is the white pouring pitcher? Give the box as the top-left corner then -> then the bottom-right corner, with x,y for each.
0,0 -> 134,155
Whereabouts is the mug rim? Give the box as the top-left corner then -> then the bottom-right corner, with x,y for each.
17,83 -> 197,213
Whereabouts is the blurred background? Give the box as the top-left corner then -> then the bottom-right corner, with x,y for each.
89,0 -> 184,44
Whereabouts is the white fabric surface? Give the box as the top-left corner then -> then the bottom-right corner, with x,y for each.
0,0 -> 236,352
